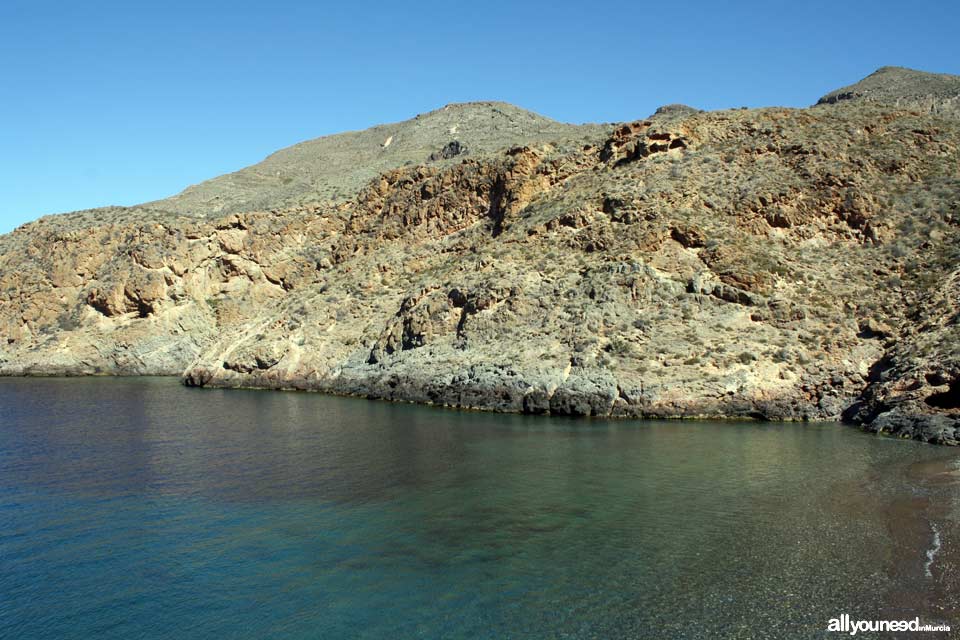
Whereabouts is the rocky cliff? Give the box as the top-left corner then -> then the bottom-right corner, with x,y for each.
2,68 -> 959,444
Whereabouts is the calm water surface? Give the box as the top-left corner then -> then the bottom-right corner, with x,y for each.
1,378 -> 957,639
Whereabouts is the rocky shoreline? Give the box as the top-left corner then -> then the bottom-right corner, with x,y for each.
7,365 -> 959,447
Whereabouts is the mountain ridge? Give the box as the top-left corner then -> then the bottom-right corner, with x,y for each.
145,100 -> 609,218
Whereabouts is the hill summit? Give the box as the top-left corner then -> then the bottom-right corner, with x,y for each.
150,102 -> 607,217
817,66 -> 960,117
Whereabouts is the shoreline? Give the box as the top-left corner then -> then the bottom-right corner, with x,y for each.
877,456 -> 960,629
0,371 -> 951,446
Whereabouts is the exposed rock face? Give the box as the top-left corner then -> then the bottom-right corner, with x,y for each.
2,70 -> 960,443
428,140 -> 468,162
844,270 -> 960,445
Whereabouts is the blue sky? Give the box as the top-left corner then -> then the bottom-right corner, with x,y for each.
1,0 -> 957,233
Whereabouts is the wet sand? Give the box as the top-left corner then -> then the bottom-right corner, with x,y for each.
879,454 -> 960,633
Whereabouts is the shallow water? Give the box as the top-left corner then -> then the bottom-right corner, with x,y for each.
0,377 -> 957,639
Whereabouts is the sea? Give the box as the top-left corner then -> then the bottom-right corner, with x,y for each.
1,377 -> 957,639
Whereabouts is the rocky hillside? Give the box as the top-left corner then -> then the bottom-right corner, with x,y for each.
1,68 -> 959,445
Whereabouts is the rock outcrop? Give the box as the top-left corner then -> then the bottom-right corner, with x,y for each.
2,70 -> 959,443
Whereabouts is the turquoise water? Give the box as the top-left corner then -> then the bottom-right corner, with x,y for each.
0,377 -> 956,639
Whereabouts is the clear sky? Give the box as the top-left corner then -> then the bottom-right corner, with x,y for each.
1,0 -> 957,234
